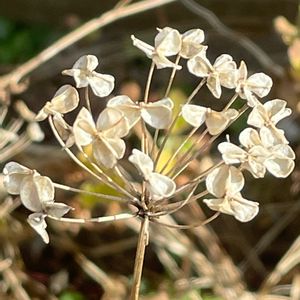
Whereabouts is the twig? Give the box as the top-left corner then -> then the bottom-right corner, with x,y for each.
0,0 -> 176,92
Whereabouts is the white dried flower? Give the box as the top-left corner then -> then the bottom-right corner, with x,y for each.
247,99 -> 291,144
180,29 -> 207,59
3,162 -> 72,243
218,127 -> 295,178
131,27 -> 182,69
3,162 -> 72,214
3,162 -> 33,196
107,95 -> 174,129
204,165 -> 259,222
27,213 -> 49,244
182,104 -> 238,135
235,61 -> 273,107
73,107 -> 129,168
129,149 -> 176,200
187,52 -> 237,98
62,55 -> 115,97
53,114 -> 74,148
36,85 -> 79,121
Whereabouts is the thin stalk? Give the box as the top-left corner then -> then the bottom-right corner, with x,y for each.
0,118 -> 24,149
141,62 -> 155,155
190,161 -> 224,184
78,146 -> 135,200
53,182 -> 132,203
114,165 -> 139,195
0,134 -> 31,162
143,62 -> 155,103
48,212 -> 137,224
130,216 -> 149,300
141,120 -> 149,154
6,118 -> 24,133
0,106 -> 8,125
171,104 -> 249,179
185,78 -> 207,104
152,211 -> 220,229
85,87 -> 92,113
154,78 -> 206,170
159,126 -> 198,174
223,93 -> 238,110
169,129 -> 208,179
152,188 -> 207,217
173,105 -> 249,179
150,128 -> 159,159
172,177 -> 206,197
49,116 -> 137,201
164,54 -> 181,97
167,93 -> 239,178
165,161 -> 223,201
0,198 -> 21,218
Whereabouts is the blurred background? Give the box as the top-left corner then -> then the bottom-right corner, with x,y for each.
0,0 -> 300,299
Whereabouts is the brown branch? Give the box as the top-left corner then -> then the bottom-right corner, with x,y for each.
0,0 -> 176,93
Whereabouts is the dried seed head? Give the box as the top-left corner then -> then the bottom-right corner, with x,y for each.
62,55 -> 115,97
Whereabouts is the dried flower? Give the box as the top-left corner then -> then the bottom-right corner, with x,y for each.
235,61 -> 273,107
36,85 -> 79,121
3,162 -> 71,214
73,107 -> 129,168
187,53 -> 237,98
107,95 -> 174,129
131,27 -> 182,69
129,149 -> 176,200
27,213 -> 49,244
247,99 -> 291,144
3,162 -> 72,243
52,114 -> 75,147
180,29 -> 207,59
218,127 -> 295,178
204,165 -> 259,222
62,55 -> 115,97
182,104 -> 238,135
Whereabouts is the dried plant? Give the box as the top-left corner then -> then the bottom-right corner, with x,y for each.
0,91 -> 45,299
2,27 -> 296,299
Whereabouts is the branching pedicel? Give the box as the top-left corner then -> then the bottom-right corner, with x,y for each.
2,27 -> 296,298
